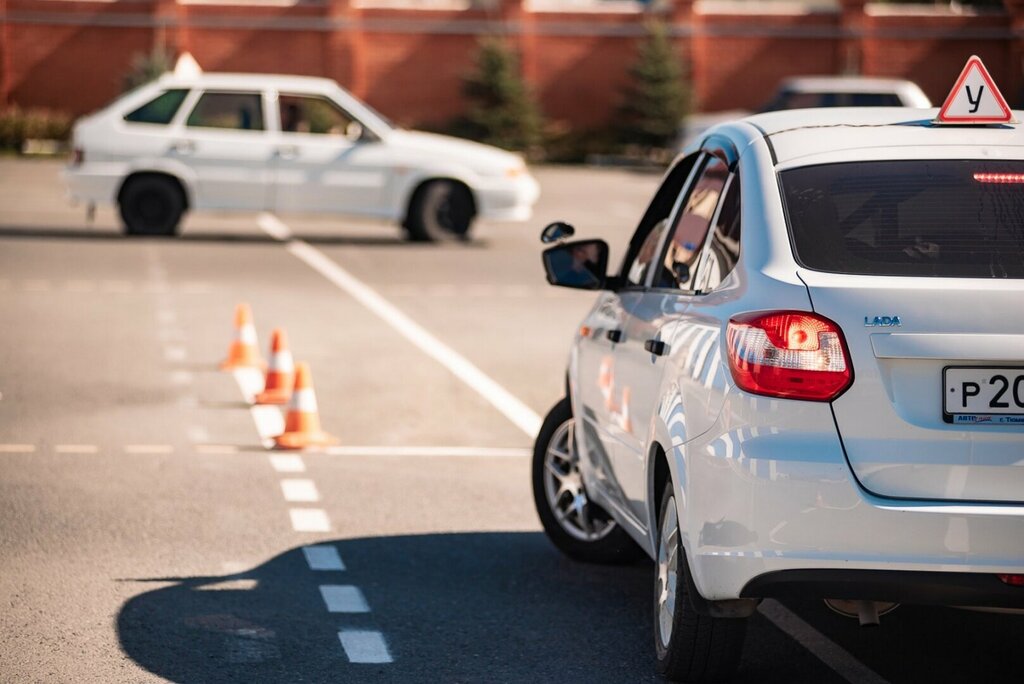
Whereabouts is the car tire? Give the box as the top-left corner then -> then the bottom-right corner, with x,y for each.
655,480 -> 747,682
403,180 -> 474,242
532,397 -> 643,564
119,176 -> 184,237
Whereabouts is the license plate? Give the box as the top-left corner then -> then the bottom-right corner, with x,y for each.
944,367 -> 1024,425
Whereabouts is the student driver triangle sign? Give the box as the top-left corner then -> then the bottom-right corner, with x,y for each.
937,55 -> 1013,124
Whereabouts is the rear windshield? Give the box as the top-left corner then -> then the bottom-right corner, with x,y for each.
781,160 -> 1024,278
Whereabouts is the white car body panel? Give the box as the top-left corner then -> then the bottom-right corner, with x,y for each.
565,107 -> 1024,604
65,73 -> 539,224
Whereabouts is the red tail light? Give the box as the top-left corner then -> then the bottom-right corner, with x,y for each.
726,311 -> 853,401
998,574 -> 1024,586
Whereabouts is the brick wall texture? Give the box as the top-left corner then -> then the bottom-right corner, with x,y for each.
3,0 -> 1024,130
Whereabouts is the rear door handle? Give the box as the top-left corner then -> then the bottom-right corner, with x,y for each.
606,330 -> 623,343
645,339 -> 668,356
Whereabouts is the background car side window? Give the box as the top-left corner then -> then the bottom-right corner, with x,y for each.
186,92 -> 264,131
620,153 -> 700,288
278,94 -> 360,139
655,156 -> 729,291
695,175 -> 740,292
124,89 -> 189,125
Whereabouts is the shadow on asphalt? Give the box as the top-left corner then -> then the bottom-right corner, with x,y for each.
0,225 -> 490,248
117,532 -> 656,684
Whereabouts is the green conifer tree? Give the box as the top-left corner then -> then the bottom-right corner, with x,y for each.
462,38 -> 543,153
619,21 -> 690,152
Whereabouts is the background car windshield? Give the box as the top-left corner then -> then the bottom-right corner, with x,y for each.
124,89 -> 189,125
186,92 -> 264,131
782,160 -> 1024,278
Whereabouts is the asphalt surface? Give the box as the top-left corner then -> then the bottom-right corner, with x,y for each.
0,158 -> 1021,683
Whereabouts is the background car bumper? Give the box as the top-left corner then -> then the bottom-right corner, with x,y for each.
474,173 -> 540,222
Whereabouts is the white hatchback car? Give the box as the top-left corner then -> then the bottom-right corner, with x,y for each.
65,71 -> 539,241
534,108 -> 1024,681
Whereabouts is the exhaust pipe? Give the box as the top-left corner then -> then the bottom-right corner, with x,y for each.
824,599 -> 898,626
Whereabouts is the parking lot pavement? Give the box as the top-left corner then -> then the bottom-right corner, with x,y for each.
1,158 -> 1021,683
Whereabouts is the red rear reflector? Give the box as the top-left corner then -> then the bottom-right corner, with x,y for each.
726,311 -> 853,401
998,574 -> 1024,586
973,173 -> 1024,184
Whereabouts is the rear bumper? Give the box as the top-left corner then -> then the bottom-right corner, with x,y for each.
62,163 -> 123,205
741,569 -> 1024,609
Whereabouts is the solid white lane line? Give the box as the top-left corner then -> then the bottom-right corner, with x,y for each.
338,630 -> 392,664
324,446 -> 531,458
55,444 -> 99,454
319,585 -> 370,613
759,600 -> 890,684
257,212 -> 293,241
0,444 -> 36,453
289,508 -> 331,532
275,237 -> 541,437
124,444 -> 174,454
233,368 -> 284,448
280,478 -> 320,503
302,545 -> 345,571
164,346 -> 187,362
269,454 -> 306,473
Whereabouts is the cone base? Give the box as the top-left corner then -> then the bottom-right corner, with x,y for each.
273,430 -> 339,450
255,389 -> 291,405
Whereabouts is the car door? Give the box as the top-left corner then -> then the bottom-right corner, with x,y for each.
575,154 -> 700,521
270,91 -> 389,216
614,150 -> 734,523
176,89 -> 275,210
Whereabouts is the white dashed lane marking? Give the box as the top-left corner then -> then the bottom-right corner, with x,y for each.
289,508 -> 331,532
338,631 -> 393,664
164,346 -> 187,362
269,454 -> 306,473
319,585 -> 370,613
233,368 -> 284,447
302,545 -> 345,571
170,370 -> 194,386
54,444 -> 99,454
187,425 -> 210,443
280,479 -> 320,503
0,444 -> 36,453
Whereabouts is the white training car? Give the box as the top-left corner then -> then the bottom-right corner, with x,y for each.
65,70 -> 539,241
534,107 -> 1024,681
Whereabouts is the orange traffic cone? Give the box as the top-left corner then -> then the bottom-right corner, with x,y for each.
274,362 -> 338,450
255,328 -> 294,405
220,303 -> 263,371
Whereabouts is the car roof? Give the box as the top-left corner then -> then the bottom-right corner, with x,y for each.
776,76 -> 922,93
727,107 -> 1024,165
156,72 -> 340,91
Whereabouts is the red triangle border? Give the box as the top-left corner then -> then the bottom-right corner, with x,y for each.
936,55 -> 1012,124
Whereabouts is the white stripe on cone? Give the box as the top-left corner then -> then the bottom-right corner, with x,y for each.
270,351 -> 294,372
290,387 -> 319,413
239,324 -> 258,345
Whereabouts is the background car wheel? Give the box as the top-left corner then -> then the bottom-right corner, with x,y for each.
532,397 -> 642,564
403,180 -> 474,242
655,480 -> 747,682
119,176 -> 184,237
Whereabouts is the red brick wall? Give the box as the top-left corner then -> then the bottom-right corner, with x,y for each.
2,0 -> 1022,129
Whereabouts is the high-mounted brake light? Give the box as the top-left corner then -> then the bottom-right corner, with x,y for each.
726,311 -> 853,401
973,173 -> 1024,184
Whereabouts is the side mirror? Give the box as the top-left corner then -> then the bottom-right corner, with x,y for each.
542,239 -> 609,291
540,221 -> 575,244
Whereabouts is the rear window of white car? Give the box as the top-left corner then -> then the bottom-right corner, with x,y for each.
124,89 -> 189,125
781,160 -> 1024,278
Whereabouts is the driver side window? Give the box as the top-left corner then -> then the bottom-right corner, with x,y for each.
620,153 -> 700,288
278,94 -> 359,139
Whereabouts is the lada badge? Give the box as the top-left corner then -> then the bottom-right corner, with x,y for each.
864,315 -> 902,327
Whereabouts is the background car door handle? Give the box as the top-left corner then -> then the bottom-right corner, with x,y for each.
170,140 -> 195,154
276,145 -> 300,160
645,339 -> 668,356
606,330 -> 623,343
